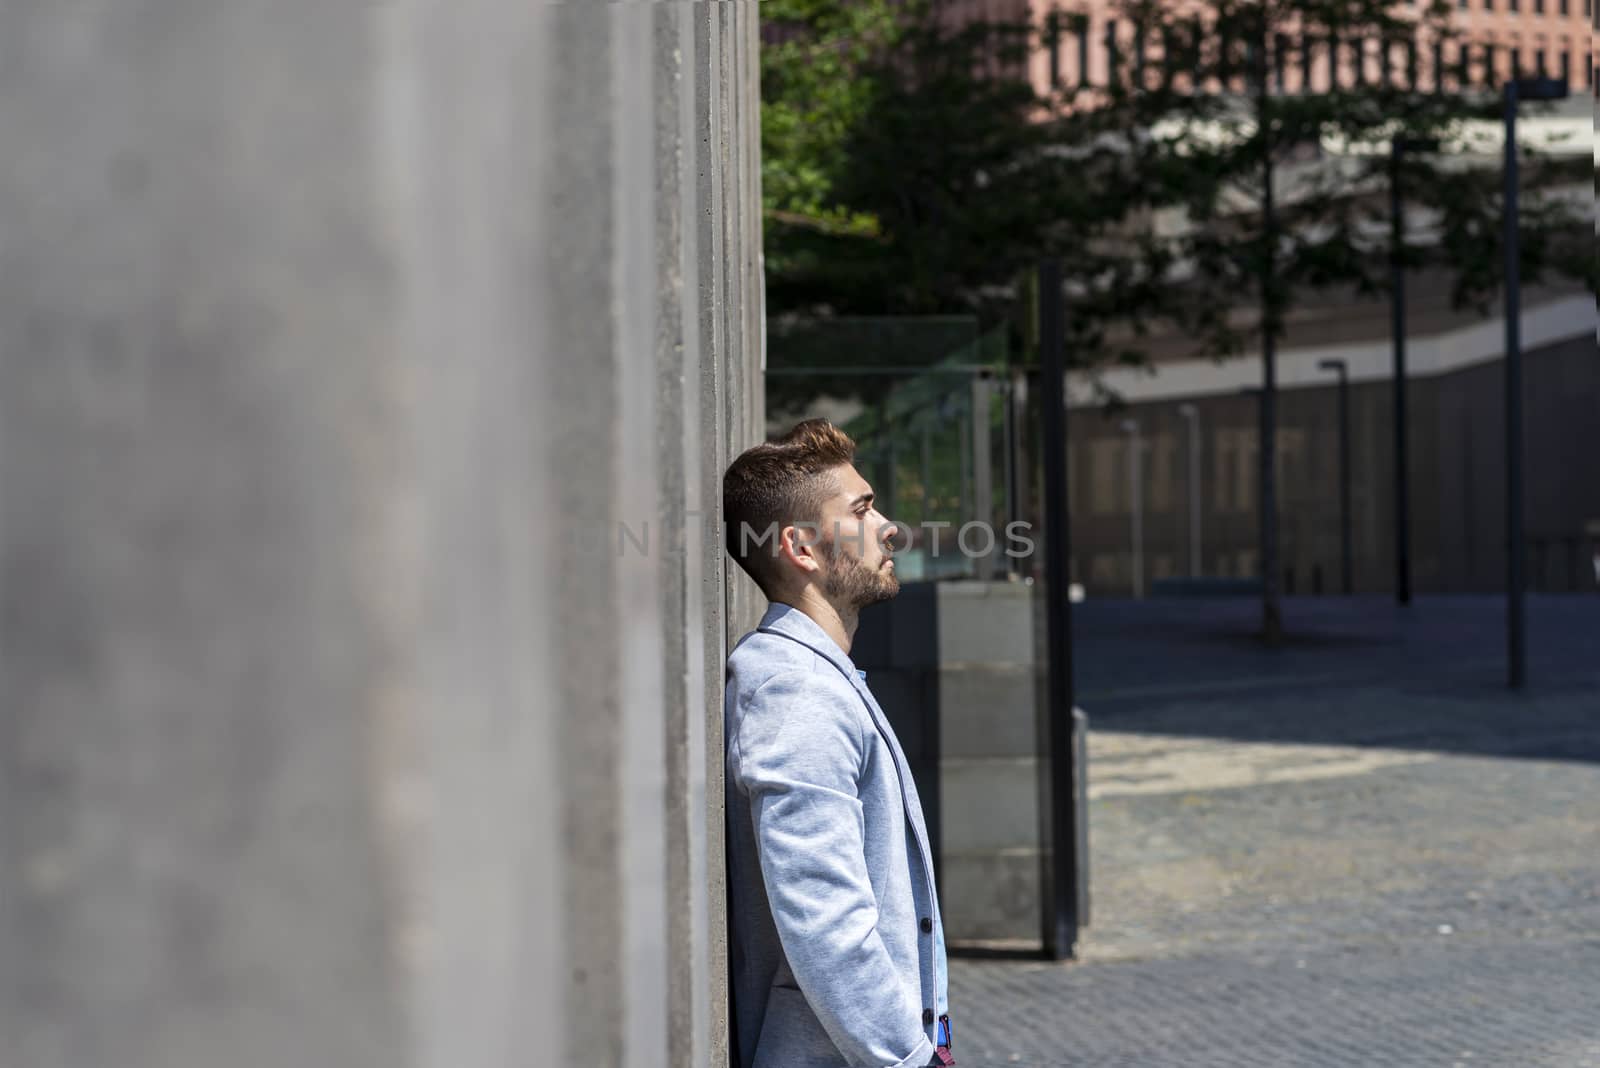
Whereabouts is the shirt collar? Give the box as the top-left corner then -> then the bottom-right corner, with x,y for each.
758,602 -> 856,672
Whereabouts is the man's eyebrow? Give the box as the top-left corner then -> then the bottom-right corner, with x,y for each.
848,491 -> 874,509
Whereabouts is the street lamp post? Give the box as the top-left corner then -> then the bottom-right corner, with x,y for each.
1389,135 -> 1440,607
1121,419 -> 1144,598
1318,359 -> 1354,595
1178,404 -> 1202,577
1503,75 -> 1568,689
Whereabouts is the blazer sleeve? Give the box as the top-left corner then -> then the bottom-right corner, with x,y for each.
731,669 -> 936,1068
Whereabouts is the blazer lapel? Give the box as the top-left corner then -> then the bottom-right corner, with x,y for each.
757,605 -> 939,888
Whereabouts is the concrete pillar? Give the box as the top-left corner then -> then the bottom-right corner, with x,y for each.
0,4 -> 761,1068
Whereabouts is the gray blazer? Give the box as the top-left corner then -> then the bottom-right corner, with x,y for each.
725,603 -> 949,1068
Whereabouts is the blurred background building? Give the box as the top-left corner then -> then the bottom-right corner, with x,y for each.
1061,266 -> 1596,598
769,272 -> 1597,601
936,0 -> 1599,95
763,0 -> 1599,950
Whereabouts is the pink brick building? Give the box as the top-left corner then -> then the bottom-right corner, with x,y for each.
926,0 -> 1598,95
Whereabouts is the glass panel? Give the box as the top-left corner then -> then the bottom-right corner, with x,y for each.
765,315 -> 1050,951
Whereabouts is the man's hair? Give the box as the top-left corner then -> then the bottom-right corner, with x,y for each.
722,419 -> 856,595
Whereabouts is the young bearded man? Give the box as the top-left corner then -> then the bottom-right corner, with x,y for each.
722,419 -> 953,1068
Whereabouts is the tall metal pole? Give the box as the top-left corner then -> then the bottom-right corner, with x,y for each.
1179,404 -> 1201,576
1320,360 -> 1354,595
1390,139 -> 1413,605
1503,82 -> 1526,689
1256,29 -> 1284,644
1122,420 -> 1144,597
1037,259 -> 1083,958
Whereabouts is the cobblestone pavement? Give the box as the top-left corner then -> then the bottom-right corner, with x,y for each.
948,596 -> 1600,1067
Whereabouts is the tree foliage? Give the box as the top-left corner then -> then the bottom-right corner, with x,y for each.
761,0 -> 1178,339
760,0 -> 1593,344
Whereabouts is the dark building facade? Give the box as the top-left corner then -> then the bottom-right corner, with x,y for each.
1063,298 -> 1599,597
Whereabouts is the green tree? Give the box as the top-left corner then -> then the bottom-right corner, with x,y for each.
762,0 -> 1177,329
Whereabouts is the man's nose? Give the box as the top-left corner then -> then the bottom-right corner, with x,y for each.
878,516 -> 900,549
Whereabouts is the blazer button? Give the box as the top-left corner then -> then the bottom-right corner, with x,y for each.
920,917 -> 933,933
922,1008 -> 935,1026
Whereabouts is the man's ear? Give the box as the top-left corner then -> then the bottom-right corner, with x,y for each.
779,522 -> 823,575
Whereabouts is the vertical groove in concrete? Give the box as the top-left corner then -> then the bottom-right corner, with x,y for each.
540,5 -> 628,1064
719,1 -> 767,641
654,3 -> 726,1065
656,2 -> 696,1063
612,4 -> 672,1067
698,15 -> 735,1067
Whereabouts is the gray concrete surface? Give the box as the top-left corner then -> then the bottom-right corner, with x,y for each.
0,5 -> 760,1068
946,596 -> 1600,1066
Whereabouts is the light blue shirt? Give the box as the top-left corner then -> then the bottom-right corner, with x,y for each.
726,604 -> 949,1068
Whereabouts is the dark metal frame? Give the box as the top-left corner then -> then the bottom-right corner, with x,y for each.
1036,260 -> 1085,960
1388,135 -> 1440,606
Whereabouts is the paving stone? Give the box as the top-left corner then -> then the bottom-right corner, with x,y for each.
945,596 -> 1600,1067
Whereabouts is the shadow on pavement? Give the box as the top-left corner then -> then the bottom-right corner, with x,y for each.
1070,594 -> 1600,765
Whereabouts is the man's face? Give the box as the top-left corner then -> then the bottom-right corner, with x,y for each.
811,463 -> 900,608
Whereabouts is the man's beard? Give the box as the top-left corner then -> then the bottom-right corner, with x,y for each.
820,545 -> 899,608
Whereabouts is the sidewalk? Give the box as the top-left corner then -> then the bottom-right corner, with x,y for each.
948,595 -> 1600,1067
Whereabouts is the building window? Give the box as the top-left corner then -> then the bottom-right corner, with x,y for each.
1089,553 -> 1120,589
1090,439 -> 1120,516
1508,0 -> 1519,12
1149,435 -> 1174,513
1235,434 -> 1255,512
1213,431 -> 1233,512
1560,49 -> 1570,81
1485,0 -> 1495,10
1211,427 -> 1258,514
1534,0 -> 1544,13
1559,0 -> 1569,14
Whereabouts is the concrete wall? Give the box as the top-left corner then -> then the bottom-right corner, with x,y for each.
0,5 -> 762,1068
